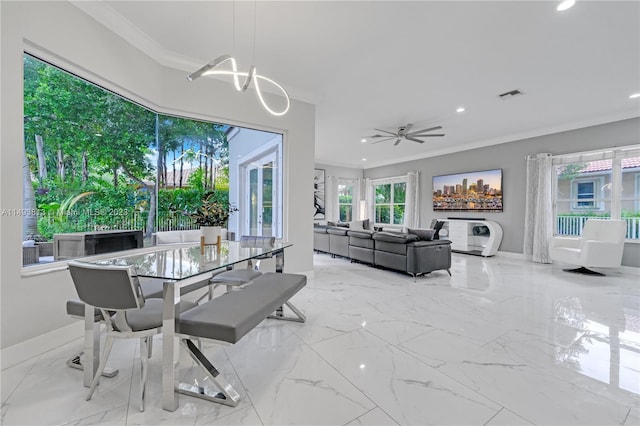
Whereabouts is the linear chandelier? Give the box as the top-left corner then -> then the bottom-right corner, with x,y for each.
187,54 -> 290,117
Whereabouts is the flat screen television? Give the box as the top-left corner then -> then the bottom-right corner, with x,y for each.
432,169 -> 503,212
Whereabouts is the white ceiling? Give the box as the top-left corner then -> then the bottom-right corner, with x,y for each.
72,1 -> 640,169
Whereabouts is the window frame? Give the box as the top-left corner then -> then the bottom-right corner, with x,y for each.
569,176 -> 605,211
372,177 -> 407,226
337,179 -> 355,223
552,147 -> 640,241
21,51 -> 287,272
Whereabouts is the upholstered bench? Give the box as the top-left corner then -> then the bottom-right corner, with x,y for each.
176,272 -> 307,406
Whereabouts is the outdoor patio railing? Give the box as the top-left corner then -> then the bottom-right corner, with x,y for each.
556,216 -> 640,240
37,211 -> 199,235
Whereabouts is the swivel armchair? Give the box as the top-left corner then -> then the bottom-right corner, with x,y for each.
550,219 -> 626,276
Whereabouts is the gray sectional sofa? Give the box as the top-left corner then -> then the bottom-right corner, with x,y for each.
314,224 -> 452,278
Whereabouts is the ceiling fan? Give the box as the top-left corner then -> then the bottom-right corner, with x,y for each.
364,124 -> 445,146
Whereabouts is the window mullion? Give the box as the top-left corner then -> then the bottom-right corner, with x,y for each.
611,156 -> 622,219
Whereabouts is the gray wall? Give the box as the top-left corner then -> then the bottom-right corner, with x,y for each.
365,118 -> 640,267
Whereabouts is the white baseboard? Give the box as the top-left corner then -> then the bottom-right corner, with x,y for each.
496,250 -> 525,259
1,322 -> 83,371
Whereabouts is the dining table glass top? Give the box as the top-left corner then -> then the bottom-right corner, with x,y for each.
94,241 -> 292,280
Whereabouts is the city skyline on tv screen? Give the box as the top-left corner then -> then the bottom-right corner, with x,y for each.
433,169 -> 503,212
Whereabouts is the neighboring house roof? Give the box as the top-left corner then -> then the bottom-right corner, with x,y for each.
558,158 -> 640,175
164,168 -> 195,187
581,158 -> 640,173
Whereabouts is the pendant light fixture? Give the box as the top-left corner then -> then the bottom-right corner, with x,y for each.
187,1 -> 290,116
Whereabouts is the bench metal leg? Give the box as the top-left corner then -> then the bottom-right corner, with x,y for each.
267,301 -> 306,323
177,339 -> 240,407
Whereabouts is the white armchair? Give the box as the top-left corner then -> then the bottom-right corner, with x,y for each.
550,219 -> 627,276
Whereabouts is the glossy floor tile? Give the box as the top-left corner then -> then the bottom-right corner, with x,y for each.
1,253 -> 639,425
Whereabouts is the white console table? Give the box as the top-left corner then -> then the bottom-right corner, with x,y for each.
440,219 -> 502,257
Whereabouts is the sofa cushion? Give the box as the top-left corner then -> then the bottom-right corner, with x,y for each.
347,229 -> 374,239
407,228 -> 435,241
314,224 -> 329,233
372,232 -> 419,244
327,227 -> 349,236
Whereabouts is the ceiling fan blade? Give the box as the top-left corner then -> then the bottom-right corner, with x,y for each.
404,123 -> 414,133
371,137 -> 395,144
394,138 -> 402,146
408,126 -> 442,136
364,134 -> 389,138
410,133 -> 445,137
405,137 -> 425,144
374,128 -> 399,136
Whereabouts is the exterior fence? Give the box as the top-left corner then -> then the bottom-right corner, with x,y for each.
557,216 -> 640,240
38,211 -> 199,235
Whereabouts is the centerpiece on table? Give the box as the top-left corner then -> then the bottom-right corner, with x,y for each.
188,191 -> 239,245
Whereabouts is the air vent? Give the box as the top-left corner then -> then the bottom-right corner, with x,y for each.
497,89 -> 525,100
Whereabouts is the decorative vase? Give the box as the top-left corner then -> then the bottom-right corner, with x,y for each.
200,226 -> 221,245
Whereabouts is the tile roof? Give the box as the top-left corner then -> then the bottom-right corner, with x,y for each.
558,157 -> 640,174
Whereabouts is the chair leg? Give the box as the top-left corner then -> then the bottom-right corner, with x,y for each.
139,337 -> 150,412
86,335 -> 114,401
147,335 -> 153,359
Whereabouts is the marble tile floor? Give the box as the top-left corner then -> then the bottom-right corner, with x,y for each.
1,253 -> 639,425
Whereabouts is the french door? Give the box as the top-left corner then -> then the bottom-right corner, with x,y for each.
245,152 -> 277,237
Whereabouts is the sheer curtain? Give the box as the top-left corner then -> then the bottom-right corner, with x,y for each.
523,153 -> 553,263
404,171 -> 420,229
364,178 -> 375,223
325,175 -> 339,223
353,178 -> 365,220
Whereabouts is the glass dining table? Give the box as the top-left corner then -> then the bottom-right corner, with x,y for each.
84,240 -> 293,411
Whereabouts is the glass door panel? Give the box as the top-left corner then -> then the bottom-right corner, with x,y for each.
245,153 -> 277,237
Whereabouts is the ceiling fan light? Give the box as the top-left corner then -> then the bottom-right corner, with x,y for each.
557,0 -> 575,11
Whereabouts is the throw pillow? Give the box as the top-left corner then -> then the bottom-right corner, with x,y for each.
407,228 -> 435,241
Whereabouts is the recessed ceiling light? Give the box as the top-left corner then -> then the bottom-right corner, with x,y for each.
361,138 -> 367,143
456,107 -> 465,113
557,0 -> 575,11
362,158 -> 367,162
630,93 -> 640,99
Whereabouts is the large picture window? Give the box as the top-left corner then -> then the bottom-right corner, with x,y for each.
22,53 -> 283,266
554,149 -> 640,240
338,181 -> 354,222
374,180 -> 406,225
